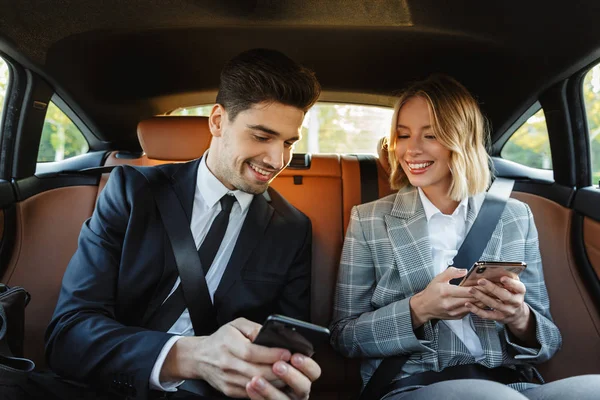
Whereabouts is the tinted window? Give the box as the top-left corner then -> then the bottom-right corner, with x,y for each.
501,109 -> 552,170
38,101 -> 89,162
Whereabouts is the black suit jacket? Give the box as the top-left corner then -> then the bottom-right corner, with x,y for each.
45,159 -> 312,398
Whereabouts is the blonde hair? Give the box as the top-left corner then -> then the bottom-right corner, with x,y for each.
388,74 -> 492,201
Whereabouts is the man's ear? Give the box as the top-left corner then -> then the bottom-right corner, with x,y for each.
208,104 -> 227,137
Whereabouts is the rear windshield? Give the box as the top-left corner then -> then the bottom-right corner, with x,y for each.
169,103 -> 394,155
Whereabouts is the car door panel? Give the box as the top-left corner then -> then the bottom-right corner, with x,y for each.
510,190 -> 600,381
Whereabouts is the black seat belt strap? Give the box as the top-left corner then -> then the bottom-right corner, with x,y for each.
449,177 -> 515,284
358,177 -> 515,400
136,167 -> 217,336
357,155 -> 379,204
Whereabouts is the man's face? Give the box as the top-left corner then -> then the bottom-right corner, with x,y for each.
207,101 -> 305,195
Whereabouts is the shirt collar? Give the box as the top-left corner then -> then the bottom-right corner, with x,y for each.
417,187 -> 469,222
197,151 -> 254,212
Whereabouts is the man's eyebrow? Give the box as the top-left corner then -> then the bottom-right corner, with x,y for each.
248,124 -> 300,141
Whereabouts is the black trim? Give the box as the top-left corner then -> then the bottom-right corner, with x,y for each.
35,150 -> 108,176
0,180 -> 16,208
492,157 -> 553,183
539,80 -> 577,187
0,53 -> 26,180
287,153 -> 311,169
512,181 -> 574,208
12,175 -> 101,202
12,72 -> 54,179
566,70 -> 592,188
573,187 -> 600,222
572,213 -> 600,312
356,155 -> 379,204
0,204 -> 16,278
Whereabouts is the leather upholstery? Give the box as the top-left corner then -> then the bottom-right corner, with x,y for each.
511,193 -> 600,380
584,217 -> 600,279
137,116 -> 211,161
2,186 -> 98,368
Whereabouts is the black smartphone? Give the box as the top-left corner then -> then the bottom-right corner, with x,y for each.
459,261 -> 527,287
253,314 -> 331,357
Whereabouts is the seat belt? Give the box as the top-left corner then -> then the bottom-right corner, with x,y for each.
356,155 -> 379,204
358,177 -> 515,400
136,167 -> 217,336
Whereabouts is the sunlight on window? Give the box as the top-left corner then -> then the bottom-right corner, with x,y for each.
169,103 -> 394,154
501,109 -> 552,170
170,105 -> 213,117
0,57 -> 9,125
584,64 -> 600,185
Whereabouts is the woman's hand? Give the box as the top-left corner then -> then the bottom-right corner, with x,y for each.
465,277 -> 537,345
410,267 -> 476,328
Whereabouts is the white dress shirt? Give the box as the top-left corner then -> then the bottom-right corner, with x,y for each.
150,154 -> 254,391
417,188 -> 486,361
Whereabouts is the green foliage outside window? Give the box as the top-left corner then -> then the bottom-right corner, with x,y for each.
501,109 -> 552,170
38,102 -> 89,162
583,64 -> 600,185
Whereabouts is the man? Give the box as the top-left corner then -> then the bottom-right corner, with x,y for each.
45,48 -> 322,400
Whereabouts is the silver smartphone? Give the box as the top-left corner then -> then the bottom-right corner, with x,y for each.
459,261 -> 527,287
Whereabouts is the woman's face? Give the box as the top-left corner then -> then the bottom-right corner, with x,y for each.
394,96 -> 453,198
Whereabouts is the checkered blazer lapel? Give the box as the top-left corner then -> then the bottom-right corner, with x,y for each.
384,187 -> 435,295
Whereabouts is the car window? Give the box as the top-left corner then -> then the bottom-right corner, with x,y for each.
583,63 -> 600,185
171,103 -> 394,154
38,101 -> 89,162
0,56 -> 9,129
500,109 -> 552,170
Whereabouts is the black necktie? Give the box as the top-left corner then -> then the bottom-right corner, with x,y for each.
198,194 -> 236,275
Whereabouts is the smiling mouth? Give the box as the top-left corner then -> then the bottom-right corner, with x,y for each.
407,161 -> 434,172
248,162 -> 277,179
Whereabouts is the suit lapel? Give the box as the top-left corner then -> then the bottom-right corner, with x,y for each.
213,192 -> 274,302
384,187 -> 435,294
168,158 -> 202,223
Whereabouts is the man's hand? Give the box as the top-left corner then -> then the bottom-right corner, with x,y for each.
465,276 -> 537,346
245,353 -> 321,400
160,318 -> 291,398
409,267 -> 475,328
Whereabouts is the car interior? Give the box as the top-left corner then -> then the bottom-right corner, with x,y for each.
1,1 -> 600,399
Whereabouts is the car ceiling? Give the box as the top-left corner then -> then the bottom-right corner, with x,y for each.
1,0 -> 600,152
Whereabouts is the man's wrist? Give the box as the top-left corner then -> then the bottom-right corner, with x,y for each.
160,336 -> 207,382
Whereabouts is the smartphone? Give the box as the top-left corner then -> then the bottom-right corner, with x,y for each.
253,314 -> 331,357
459,261 -> 527,287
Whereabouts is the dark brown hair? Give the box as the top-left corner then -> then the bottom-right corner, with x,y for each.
216,48 -> 321,121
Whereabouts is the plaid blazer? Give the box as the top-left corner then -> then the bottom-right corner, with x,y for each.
330,186 -> 562,392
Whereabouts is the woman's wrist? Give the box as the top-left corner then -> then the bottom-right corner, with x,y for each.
409,293 -> 429,329
506,304 -> 536,345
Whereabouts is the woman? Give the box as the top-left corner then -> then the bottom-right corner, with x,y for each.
330,75 -> 599,399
